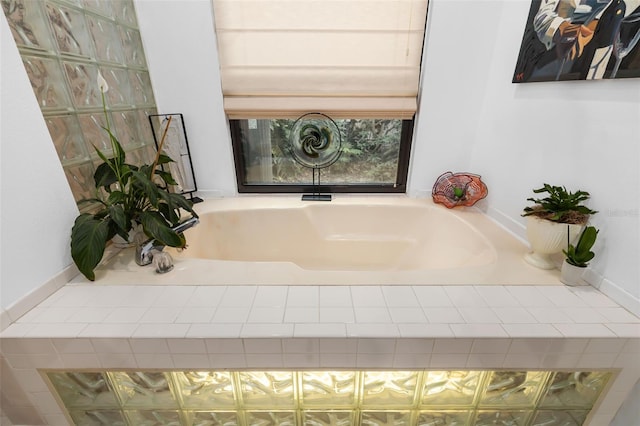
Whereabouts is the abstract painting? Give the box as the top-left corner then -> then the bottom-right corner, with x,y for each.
513,0 -> 640,82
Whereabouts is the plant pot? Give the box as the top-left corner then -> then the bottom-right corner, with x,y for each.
524,216 -> 584,269
560,260 -> 589,286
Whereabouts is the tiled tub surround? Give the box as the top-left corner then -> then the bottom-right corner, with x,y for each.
1,285 -> 639,425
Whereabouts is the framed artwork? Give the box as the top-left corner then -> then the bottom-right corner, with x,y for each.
513,0 -> 640,82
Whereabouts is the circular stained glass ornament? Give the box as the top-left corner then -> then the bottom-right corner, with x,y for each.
289,113 -> 342,169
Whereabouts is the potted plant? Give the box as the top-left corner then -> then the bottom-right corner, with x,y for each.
561,226 -> 599,286
522,184 -> 597,269
70,75 -> 197,281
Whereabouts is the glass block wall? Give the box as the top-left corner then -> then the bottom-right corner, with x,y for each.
47,369 -> 612,426
2,0 -> 158,203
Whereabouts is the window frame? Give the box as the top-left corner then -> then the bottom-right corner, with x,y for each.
229,118 -> 414,194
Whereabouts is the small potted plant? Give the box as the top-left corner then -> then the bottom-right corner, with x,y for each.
70,75 -> 197,281
522,184 -> 597,269
561,226 -> 599,286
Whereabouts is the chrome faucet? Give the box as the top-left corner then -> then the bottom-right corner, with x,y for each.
135,216 -> 199,266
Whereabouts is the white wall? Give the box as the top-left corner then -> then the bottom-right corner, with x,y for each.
135,0 -> 236,198
0,14 -> 78,312
135,0 -> 639,313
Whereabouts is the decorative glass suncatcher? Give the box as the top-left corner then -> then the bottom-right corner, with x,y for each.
149,114 -> 201,202
288,112 -> 343,201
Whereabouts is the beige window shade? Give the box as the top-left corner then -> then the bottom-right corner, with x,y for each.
212,0 -> 428,118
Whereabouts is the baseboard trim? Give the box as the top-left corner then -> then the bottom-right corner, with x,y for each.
1,264 -> 78,332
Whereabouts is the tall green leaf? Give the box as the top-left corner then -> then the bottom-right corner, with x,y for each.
140,211 -> 184,247
70,214 -> 110,281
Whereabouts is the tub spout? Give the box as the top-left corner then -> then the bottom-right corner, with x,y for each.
135,216 -> 199,266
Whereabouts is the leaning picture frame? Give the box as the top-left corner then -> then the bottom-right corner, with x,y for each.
149,113 -> 201,202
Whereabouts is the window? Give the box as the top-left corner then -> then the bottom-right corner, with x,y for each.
212,0 -> 428,193
231,118 -> 414,193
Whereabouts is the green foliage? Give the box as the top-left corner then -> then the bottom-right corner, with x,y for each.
522,183 -> 597,223
563,226 -> 599,267
70,92 -> 196,281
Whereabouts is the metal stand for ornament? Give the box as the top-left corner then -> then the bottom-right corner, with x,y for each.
304,167 -> 331,201
149,113 -> 202,203
289,112 -> 343,202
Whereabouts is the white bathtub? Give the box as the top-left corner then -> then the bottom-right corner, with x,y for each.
90,196 -> 562,285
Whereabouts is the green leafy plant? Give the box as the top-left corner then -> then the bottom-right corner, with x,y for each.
70,75 -> 197,281
563,226 -> 599,267
522,183 -> 597,224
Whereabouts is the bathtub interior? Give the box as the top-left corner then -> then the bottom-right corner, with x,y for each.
83,196 -> 563,285
176,203 -> 497,271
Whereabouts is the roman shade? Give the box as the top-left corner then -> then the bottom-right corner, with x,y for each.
211,0 -> 428,119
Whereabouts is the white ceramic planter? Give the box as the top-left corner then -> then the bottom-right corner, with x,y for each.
560,260 -> 589,286
524,216 -> 584,269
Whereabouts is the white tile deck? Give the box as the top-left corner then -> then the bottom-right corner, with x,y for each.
0,283 -> 639,425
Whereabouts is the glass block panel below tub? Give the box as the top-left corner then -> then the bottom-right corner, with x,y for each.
69,409 -> 126,426
48,372 -> 118,409
109,372 -> 178,409
479,371 -> 547,408
539,371 -> 612,408
474,410 -> 531,426
421,371 -> 483,407
301,371 -> 357,408
416,410 -> 473,426
238,371 -> 295,409
173,371 -> 235,409
362,371 -> 419,408
361,410 -> 412,426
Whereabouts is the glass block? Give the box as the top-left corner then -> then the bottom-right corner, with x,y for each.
126,144 -> 156,166
238,371 -> 295,408
184,411 -> 239,426
100,67 -> 132,106
124,409 -> 182,425
113,0 -> 137,27
2,0 -> 53,50
362,371 -> 419,408
45,2 -> 94,57
63,61 -> 102,108
48,372 -> 118,409
120,26 -> 145,67
479,371 -> 547,408
46,115 -> 87,162
530,410 -> 589,426
539,371 -> 611,409
303,411 -> 353,426
474,410 -> 531,426
421,371 -> 483,407
173,371 -> 236,409
64,161 -> 96,202
245,410 -> 297,426
129,70 -> 155,105
112,110 -> 141,147
82,0 -> 115,18
78,111 -> 113,154
301,371 -> 357,408
110,372 -> 178,409
22,55 -> 71,109
416,410 -> 472,426
138,109 -> 157,145
87,16 -> 124,64
69,409 -> 126,426
360,411 -> 412,426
